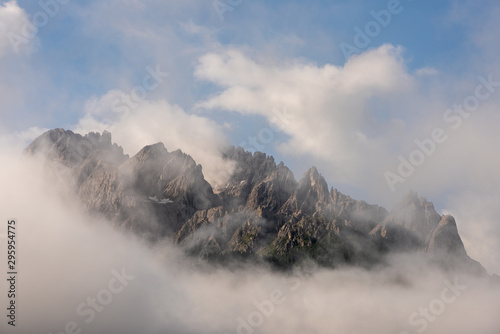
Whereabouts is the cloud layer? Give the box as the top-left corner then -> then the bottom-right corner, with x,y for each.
0,148 -> 499,334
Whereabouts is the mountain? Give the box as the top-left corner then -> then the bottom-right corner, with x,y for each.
25,129 -> 487,274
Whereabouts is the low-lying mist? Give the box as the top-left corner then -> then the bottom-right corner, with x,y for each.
0,146 -> 499,334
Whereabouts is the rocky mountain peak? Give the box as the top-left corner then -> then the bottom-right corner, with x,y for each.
84,130 -> 112,147
424,215 -> 486,275
223,146 -> 277,184
425,215 -> 466,257
304,166 -> 322,184
298,166 -> 330,203
25,128 -> 127,168
120,143 -> 213,206
139,142 -> 167,154
384,191 -> 442,239
217,146 -> 281,208
279,167 -> 330,217
24,129 -> 488,275
369,195 -> 480,273
330,187 -> 349,203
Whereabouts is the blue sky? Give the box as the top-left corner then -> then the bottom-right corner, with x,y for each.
0,0 -> 480,126
1,0 -> 499,272
0,0 -> 488,128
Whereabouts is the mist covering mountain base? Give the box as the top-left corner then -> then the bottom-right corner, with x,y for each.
26,129 -> 487,275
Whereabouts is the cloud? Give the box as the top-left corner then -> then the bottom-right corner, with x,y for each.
0,1 -> 35,57
73,90 -> 235,187
1,2 -> 499,330
0,145 -> 174,333
195,44 -> 417,192
14,126 -> 50,145
193,44 -> 500,278
444,190 -> 500,277
192,44 -> 500,200
415,67 -> 438,77
0,143 -> 499,334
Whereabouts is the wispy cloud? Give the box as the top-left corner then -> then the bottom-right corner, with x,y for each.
74,89 -> 235,186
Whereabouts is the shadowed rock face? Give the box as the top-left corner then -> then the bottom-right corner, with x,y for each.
425,215 -> 467,257
25,129 -> 488,274
280,166 -> 330,217
423,215 -> 486,275
370,191 -> 441,252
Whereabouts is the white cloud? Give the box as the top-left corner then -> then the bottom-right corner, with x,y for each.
415,67 -> 438,77
195,44 -> 417,191
0,1 -> 35,57
14,126 -> 49,144
67,37 -> 500,276
194,44 -> 500,276
444,191 -> 500,276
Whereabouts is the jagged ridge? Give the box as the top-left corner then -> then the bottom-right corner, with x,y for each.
25,129 -> 487,274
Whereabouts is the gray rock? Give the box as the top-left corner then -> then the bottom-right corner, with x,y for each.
24,129 -> 488,275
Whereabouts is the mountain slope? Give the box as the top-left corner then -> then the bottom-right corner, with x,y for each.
25,129 -> 487,274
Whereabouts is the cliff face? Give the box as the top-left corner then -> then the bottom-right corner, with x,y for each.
25,129 -> 486,274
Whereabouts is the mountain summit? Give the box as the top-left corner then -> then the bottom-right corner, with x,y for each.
25,129 -> 487,274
